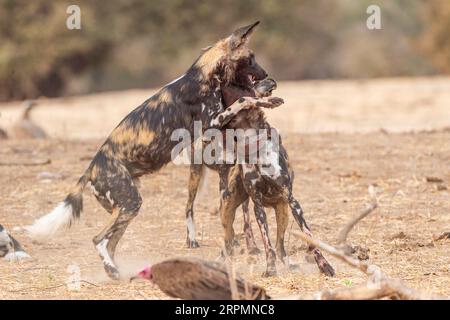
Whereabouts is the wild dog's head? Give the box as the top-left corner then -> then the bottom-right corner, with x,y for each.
192,21 -> 267,90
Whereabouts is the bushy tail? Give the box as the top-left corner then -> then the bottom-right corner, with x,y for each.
25,170 -> 91,240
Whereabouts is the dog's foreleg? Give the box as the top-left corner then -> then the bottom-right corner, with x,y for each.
185,164 -> 202,248
209,96 -> 284,129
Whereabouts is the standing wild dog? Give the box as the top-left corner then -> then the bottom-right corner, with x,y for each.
25,21 -> 284,280
184,79 -> 278,252
194,80 -> 335,277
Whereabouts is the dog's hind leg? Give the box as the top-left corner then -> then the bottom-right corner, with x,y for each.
288,197 -> 335,277
241,164 -> 277,277
274,202 -> 289,266
185,164 -> 202,248
242,199 -> 260,255
219,166 -> 247,256
253,200 -> 277,277
220,195 -> 239,256
91,163 -> 142,280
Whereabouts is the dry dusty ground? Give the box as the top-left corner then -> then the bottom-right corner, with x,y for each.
0,77 -> 449,299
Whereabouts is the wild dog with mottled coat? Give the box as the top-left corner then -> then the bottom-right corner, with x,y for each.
203,82 -> 335,277
25,21 -> 283,280
185,79 -> 279,252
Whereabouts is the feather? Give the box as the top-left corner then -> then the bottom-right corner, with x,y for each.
150,258 -> 270,300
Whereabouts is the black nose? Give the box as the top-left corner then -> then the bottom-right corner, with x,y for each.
263,71 -> 268,78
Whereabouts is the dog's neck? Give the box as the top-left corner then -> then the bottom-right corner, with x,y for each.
221,84 -> 267,131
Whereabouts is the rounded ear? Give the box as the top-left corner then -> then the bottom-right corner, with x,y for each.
229,21 -> 260,50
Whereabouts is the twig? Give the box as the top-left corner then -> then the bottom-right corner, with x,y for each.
337,185 -> 378,245
0,159 -> 51,166
292,230 -> 445,300
433,232 -> 450,241
225,257 -> 239,300
136,290 -> 152,300
280,285 -> 398,300
7,280 -> 99,293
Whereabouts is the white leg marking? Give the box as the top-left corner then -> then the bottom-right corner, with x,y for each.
186,216 -> 196,241
105,191 -> 115,206
96,238 -> 115,267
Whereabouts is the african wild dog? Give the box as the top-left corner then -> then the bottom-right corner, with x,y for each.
185,79 -> 279,253
25,21 -> 284,280
0,224 -> 30,261
207,82 -> 335,277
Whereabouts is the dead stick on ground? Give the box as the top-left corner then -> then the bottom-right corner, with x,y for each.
291,230 -> 445,300
433,232 -> 450,241
6,280 -> 99,293
280,285 -> 398,300
337,185 -> 378,246
0,159 -> 51,166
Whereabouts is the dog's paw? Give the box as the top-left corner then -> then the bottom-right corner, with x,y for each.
254,97 -> 284,109
186,239 -> 200,249
267,97 -> 284,108
318,261 -> 335,277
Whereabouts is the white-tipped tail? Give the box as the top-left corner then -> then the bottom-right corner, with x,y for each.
25,202 -> 74,240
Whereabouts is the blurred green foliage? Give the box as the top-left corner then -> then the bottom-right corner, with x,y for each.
420,1 -> 450,73
0,0 -> 448,101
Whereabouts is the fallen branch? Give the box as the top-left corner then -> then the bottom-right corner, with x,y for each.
292,230 -> 445,300
433,232 -> 450,241
337,185 -> 378,246
6,280 -> 99,293
281,285 -> 398,300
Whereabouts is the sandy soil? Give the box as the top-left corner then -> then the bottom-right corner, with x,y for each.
1,76 -> 450,138
0,77 -> 449,299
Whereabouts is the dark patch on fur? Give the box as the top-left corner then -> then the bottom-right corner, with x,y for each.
65,193 -> 83,220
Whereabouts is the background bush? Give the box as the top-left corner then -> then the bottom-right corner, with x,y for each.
0,0 -> 448,101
